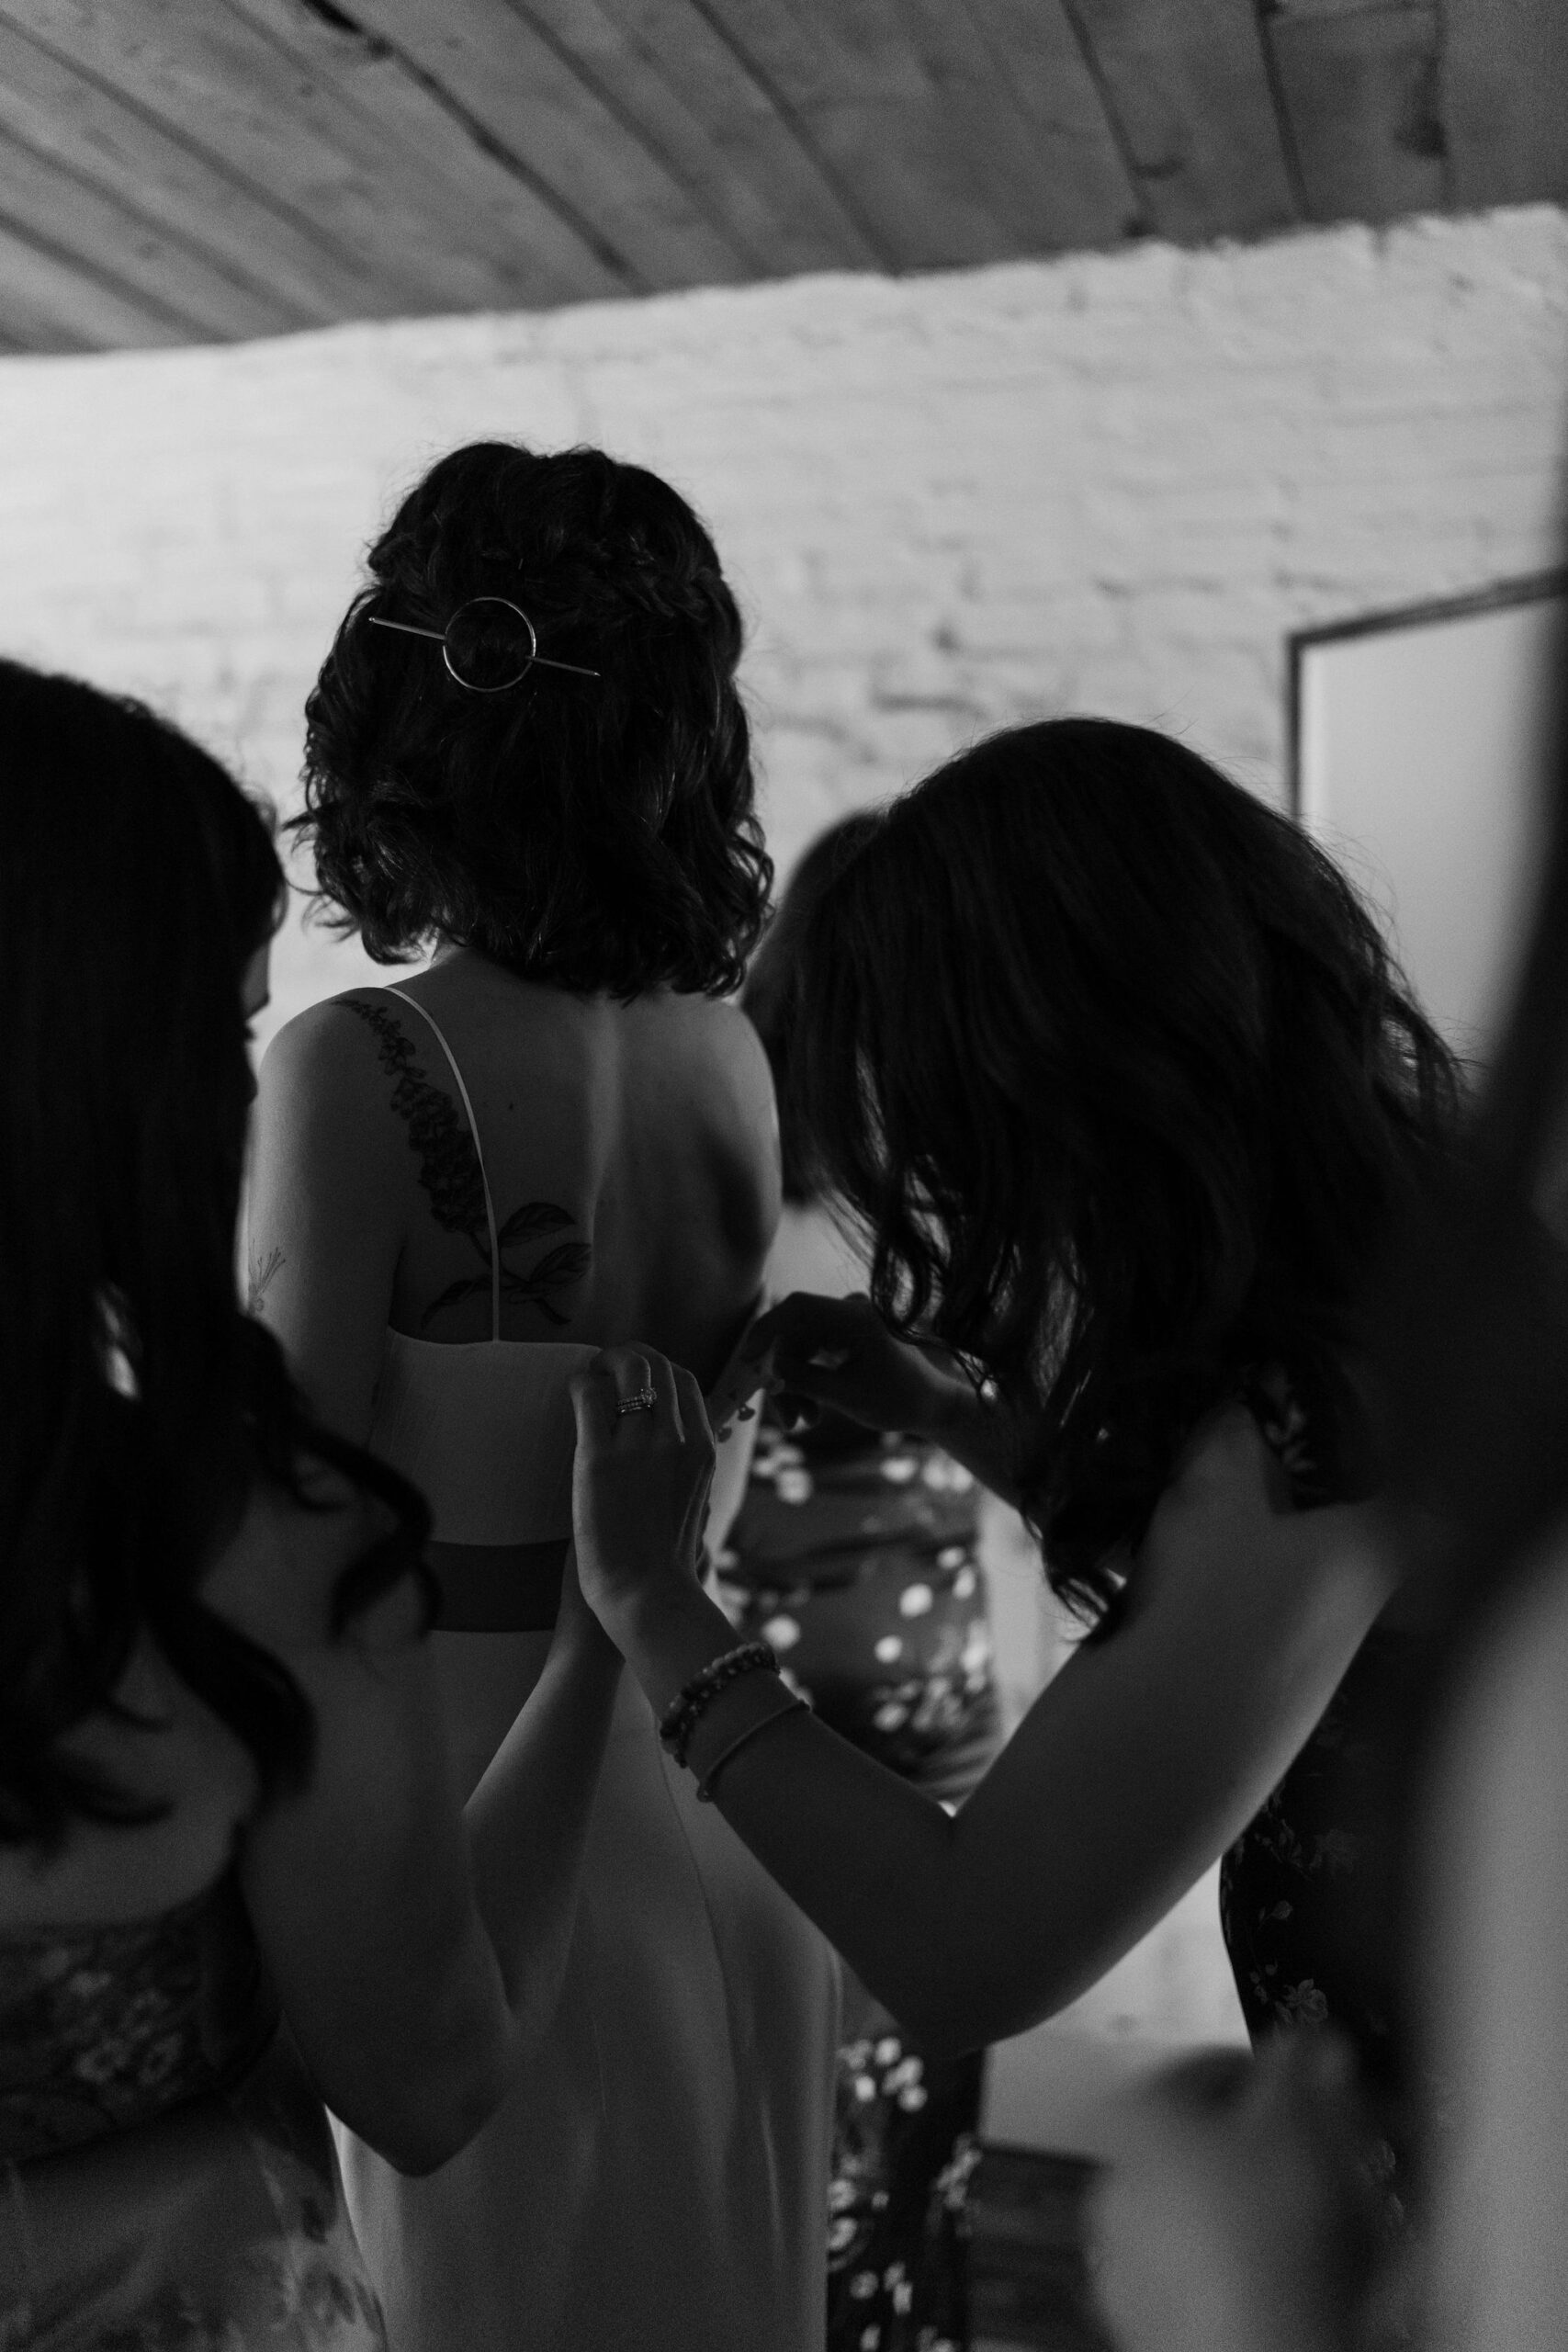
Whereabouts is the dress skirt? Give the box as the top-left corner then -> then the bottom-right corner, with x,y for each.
336,1658 -> 840,2352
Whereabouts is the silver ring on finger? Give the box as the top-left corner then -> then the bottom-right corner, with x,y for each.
614,1385 -> 657,1418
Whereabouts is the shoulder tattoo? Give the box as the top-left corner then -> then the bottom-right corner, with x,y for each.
341,999 -> 592,1329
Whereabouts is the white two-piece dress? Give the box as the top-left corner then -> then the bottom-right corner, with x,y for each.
335,988 -> 840,2352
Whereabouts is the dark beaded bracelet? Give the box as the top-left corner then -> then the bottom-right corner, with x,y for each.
659,1640 -> 777,1770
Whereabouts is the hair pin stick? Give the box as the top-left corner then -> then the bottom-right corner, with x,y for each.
367,599 -> 601,690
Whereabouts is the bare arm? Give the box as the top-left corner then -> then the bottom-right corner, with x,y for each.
247,1001 -> 407,1445
213,1481 -> 618,2176
574,1356 -> 1393,2057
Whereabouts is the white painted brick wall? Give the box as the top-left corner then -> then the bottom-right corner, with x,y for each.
3,207 -> 1564,2098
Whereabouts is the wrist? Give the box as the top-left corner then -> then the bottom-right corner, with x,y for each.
548,1602 -> 620,1667
923,1367 -> 983,1447
599,1577 -> 738,1719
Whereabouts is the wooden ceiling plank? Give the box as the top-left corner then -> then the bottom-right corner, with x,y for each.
694,0 -> 1082,269
1065,0 -> 1300,243
222,0 -> 630,302
0,14 -> 368,325
1266,3 -> 1444,228
344,0 -> 757,289
1442,0 -> 1568,209
0,127 -> 300,340
6,0 -> 620,318
902,0 -> 1141,250
494,0 -> 885,277
0,211 -> 200,349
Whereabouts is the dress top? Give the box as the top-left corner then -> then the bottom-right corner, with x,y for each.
1222,1367 -> 1414,2223
0,1869 -> 275,2163
0,1868 -> 386,2346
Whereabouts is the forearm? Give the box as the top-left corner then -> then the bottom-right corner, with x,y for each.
605,1582 -> 983,2047
463,1613 -> 622,2036
920,1374 -> 1027,1511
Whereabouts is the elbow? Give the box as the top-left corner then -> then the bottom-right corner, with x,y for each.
880,1963 -> 1084,2064
897,2008 -> 987,2066
353,2061 -> 510,2177
333,2018 -> 513,2177
865,1974 -> 998,2064
383,2069 -> 505,2173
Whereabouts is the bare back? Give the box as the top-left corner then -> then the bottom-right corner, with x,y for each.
249,953 -> 780,1779
249,951 -> 780,1450
371,960 -> 775,1372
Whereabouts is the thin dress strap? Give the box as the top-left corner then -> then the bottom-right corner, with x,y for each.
371,987 -> 502,1340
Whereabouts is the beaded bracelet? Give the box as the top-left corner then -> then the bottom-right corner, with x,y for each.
658,1640 -> 776,1770
696,1692 -> 808,1804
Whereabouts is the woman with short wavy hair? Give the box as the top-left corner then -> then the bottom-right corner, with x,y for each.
250,443 -> 838,2352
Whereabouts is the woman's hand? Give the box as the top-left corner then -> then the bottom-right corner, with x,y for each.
740,1291 -> 973,1439
569,1345 -> 716,1634
1087,2031 -> 1387,2352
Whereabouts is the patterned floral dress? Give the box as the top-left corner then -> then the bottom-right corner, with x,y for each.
716,1405 -> 1003,2352
0,1868 -> 386,2352
1220,1371 -> 1414,2208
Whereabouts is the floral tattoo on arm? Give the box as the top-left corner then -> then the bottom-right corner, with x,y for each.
342,1001 -> 592,1329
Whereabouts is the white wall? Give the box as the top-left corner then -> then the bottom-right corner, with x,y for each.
4,203 -> 1565,2112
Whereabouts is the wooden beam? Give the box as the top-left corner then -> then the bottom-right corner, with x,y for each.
955,0 -> 1145,249
0,209 -> 200,348
0,124 -> 299,341
226,0 -> 633,300
1442,0 -> 1568,209
6,0 -> 627,328
0,13 -> 351,328
1265,2 -> 1444,229
1066,0 -> 1300,243
696,0 -> 1135,270
476,0 -> 886,278
345,0 -> 758,291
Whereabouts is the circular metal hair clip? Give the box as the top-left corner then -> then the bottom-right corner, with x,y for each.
367,595 -> 601,694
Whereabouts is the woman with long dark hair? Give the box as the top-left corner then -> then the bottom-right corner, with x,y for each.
560,717 -> 1456,2106
726,809 -> 1004,2352
249,443 -> 839,2352
0,663 -> 655,2345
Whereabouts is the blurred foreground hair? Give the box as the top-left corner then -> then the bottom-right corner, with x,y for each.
0,663 -> 427,1849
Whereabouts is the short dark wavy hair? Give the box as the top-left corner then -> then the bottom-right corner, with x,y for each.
777,718 -> 1464,1623
297,442 -> 772,996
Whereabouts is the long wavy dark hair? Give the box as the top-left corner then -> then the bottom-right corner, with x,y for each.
297,441 -> 772,998
778,718 -> 1462,1621
741,808 -> 887,1204
0,663 -> 431,1850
